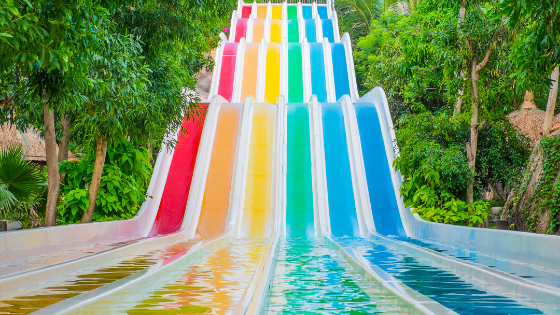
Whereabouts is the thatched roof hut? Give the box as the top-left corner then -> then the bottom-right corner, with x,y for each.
0,123 -> 78,163
507,100 -> 546,144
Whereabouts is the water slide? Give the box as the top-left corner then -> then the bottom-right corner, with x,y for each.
2,1 -> 560,314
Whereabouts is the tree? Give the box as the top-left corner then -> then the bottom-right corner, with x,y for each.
0,145 -> 47,228
78,26 -> 151,223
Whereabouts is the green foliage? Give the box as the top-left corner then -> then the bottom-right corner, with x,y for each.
0,145 -> 47,227
335,0 -> 382,42
400,168 -> 489,226
57,142 -> 152,224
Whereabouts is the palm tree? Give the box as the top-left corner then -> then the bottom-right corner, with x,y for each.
0,145 -> 47,227
335,0 -> 382,40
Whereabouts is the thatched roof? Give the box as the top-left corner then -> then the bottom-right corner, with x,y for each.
0,123 -> 78,163
507,107 -> 546,144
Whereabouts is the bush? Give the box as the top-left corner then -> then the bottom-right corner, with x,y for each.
57,142 -> 153,224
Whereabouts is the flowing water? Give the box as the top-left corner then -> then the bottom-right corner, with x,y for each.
266,239 -> 415,314
341,239 -> 551,315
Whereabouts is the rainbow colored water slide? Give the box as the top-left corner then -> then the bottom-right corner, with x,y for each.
2,1 -> 560,314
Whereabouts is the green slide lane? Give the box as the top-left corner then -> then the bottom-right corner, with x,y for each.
286,103 -> 314,237
287,43 -> 303,103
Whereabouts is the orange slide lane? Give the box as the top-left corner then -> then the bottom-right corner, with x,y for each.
196,104 -> 243,238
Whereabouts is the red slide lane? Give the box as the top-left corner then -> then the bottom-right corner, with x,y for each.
149,105 -> 208,236
241,6 -> 252,18
217,43 -> 237,102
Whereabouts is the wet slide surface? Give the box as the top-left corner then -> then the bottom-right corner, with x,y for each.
321,103 -> 360,237
286,104 -> 314,237
197,104 -> 242,239
354,103 -> 405,237
266,239 -> 414,314
68,239 -> 267,315
0,239 -> 201,314
240,43 -> 259,102
287,43 -> 303,103
265,43 -> 281,104
331,43 -> 350,100
309,43 -> 327,102
241,104 -> 276,238
342,239 -> 547,315
322,19 -> 334,43
217,44 -> 237,102
149,106 -> 207,236
304,19 -> 317,42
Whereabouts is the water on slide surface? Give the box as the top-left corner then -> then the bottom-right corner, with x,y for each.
256,6 -> 267,19
309,43 -> 327,102
287,19 -> 299,43
241,6 -> 251,18
150,106 -> 207,236
401,237 -> 560,289
265,43 -> 281,104
271,6 -> 282,20
240,104 -> 276,238
240,43 -> 259,102
266,239 -> 415,314
70,239 -> 267,315
304,19 -> 316,42
301,6 -> 312,19
286,104 -> 314,237
317,6 -> 328,19
270,19 -> 281,43
234,19 -> 247,43
287,44 -> 303,103
287,6 -> 297,20
217,44 -> 237,102
0,239 -> 201,314
321,103 -> 360,237
354,102 -> 405,237
252,19 -> 265,43
196,104 -> 242,239
322,19 -> 335,43
341,239 -> 550,315
331,43 -> 350,100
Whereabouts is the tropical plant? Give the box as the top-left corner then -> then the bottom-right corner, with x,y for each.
57,142 -> 152,224
335,0 -> 382,41
0,145 -> 47,228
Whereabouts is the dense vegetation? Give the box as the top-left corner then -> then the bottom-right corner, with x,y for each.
339,0 -> 559,230
0,0 -> 234,226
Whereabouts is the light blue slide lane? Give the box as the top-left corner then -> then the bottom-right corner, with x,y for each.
322,19 -> 335,43
331,43 -> 350,100
304,19 -> 316,42
302,6 -> 312,19
309,43 -> 327,102
321,103 -> 360,237
354,103 -> 405,237
317,6 -> 328,19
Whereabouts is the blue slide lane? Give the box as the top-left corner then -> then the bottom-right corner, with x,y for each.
302,6 -> 312,19
304,19 -> 316,43
354,103 -> 405,237
322,19 -> 335,43
321,102 -> 360,237
309,43 -> 327,102
317,6 -> 328,19
331,43 -> 350,100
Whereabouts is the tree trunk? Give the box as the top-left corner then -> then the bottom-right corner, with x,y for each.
80,137 -> 108,223
466,41 -> 496,204
543,67 -> 559,136
466,55 -> 479,204
44,103 -> 60,226
58,113 -> 71,163
454,70 -> 465,115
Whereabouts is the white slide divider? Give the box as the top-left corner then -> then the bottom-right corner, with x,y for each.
332,10 -> 341,43
302,39 -> 312,102
315,15 -> 323,43
280,39 -> 288,100
264,16 -> 272,43
339,95 -> 370,238
246,15 -> 254,43
342,33 -> 359,102
229,10 -> 239,42
231,38 -> 247,103
310,96 -> 330,237
182,95 -> 227,236
267,2 -> 272,19
256,39 -> 267,103
298,17 -> 305,42
312,2 -> 318,19
233,97 -> 255,238
323,38 -> 336,102
208,40 -> 226,101
297,2 -> 302,19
